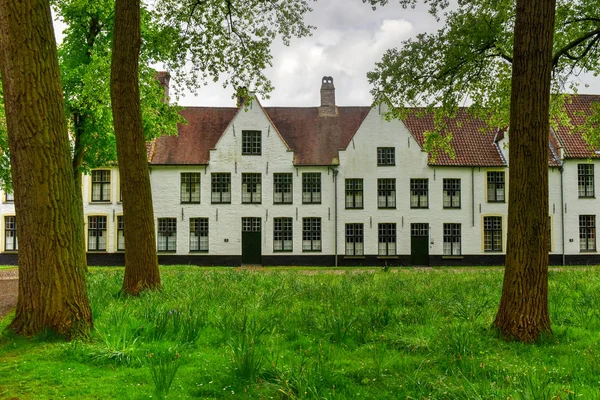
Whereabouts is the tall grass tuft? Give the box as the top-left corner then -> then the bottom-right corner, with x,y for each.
147,347 -> 181,399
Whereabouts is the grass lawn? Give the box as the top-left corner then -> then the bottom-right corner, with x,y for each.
1,266 -> 599,399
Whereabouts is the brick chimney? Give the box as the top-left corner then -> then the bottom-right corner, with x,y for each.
156,71 -> 170,101
319,76 -> 337,116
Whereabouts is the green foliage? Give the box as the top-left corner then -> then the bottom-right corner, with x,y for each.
0,84 -> 10,192
367,0 -> 600,151
1,266 -> 600,398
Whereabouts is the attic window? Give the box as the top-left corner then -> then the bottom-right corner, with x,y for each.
242,130 -> 261,155
377,147 -> 395,166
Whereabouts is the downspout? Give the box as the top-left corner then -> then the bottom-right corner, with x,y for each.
560,165 -> 565,266
333,168 -> 339,267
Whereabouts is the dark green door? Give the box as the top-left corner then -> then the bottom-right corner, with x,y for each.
242,217 -> 262,265
411,223 -> 429,266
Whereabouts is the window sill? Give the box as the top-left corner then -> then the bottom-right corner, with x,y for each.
86,251 -> 107,253
344,256 -> 365,259
189,250 -> 208,253
3,251 -> 17,254
302,202 -> 322,205
377,164 -> 396,167
443,207 -> 461,209
273,202 -> 294,205
484,251 -> 503,254
378,207 -> 396,210
410,207 -> 429,209
377,256 -> 398,259
158,251 -> 177,254
90,201 -> 111,204
302,250 -> 322,253
211,202 -> 231,205
273,250 -> 294,253
442,255 -> 463,260
578,196 -> 596,199
487,201 -> 505,204
345,207 -> 364,210
580,250 -> 597,253
181,202 -> 201,205
242,203 -> 262,205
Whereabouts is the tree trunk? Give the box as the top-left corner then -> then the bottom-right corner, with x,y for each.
494,0 -> 556,342
111,0 -> 161,295
0,0 -> 92,338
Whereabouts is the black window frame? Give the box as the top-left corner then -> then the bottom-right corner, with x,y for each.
91,169 -> 111,202
242,130 -> 262,155
117,215 -> 125,251
190,217 -> 209,252
579,215 -> 596,252
410,178 -> 429,209
157,218 -> 177,252
273,217 -> 293,252
378,223 -> 396,256
302,173 -> 321,204
87,215 -> 107,251
180,172 -> 201,204
242,173 -> 262,204
4,216 -> 17,251
443,178 -> 461,209
377,147 -> 395,166
345,179 -> 364,209
487,171 -> 505,203
578,164 -> 595,198
345,223 -> 364,256
273,173 -> 293,204
211,173 -> 231,204
377,178 -> 396,209
443,223 -> 461,256
302,217 -> 321,252
483,216 -> 502,252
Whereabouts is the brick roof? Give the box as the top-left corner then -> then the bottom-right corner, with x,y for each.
552,94 -> 600,159
403,109 -> 507,167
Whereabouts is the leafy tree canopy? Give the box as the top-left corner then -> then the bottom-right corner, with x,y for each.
364,0 -> 600,156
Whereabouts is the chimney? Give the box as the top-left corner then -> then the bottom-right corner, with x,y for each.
319,76 -> 337,116
156,71 -> 170,101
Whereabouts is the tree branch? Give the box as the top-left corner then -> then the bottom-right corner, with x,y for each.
552,28 -> 600,67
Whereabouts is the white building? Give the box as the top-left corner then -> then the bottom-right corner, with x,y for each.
1,78 -> 599,266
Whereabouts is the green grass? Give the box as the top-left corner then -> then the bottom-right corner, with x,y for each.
1,266 -> 599,399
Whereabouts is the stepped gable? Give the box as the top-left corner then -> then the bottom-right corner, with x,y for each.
403,108 -> 505,167
553,94 -> 600,159
150,107 -> 238,165
264,106 -> 370,165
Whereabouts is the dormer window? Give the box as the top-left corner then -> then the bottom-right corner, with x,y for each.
242,130 -> 261,155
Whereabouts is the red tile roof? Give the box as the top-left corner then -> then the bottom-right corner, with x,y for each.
553,94 -> 600,159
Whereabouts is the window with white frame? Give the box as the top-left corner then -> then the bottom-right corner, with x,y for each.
4,216 -> 17,251
443,178 -> 461,208
91,170 -> 111,202
483,216 -> 502,252
181,173 -> 201,203
377,178 -> 396,208
157,218 -> 177,252
578,164 -> 594,198
410,178 -> 428,208
117,215 -> 125,251
579,215 -> 596,251
190,218 -> 209,252
302,217 -> 321,251
345,179 -> 363,209
273,173 -> 293,204
242,173 -> 262,204
487,171 -> 505,202
378,223 -> 396,255
345,223 -> 364,256
211,173 -> 231,204
273,217 -> 293,251
443,223 -> 461,255
302,173 -> 321,204
4,191 -> 13,202
88,216 -> 107,251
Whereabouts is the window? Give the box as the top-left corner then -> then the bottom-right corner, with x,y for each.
117,215 -> 125,251
302,217 -> 321,251
378,178 -> 396,208
242,217 -> 261,232
4,192 -> 13,202
302,173 -> 321,204
443,223 -> 461,255
410,179 -> 429,208
91,170 -> 111,202
548,216 -> 552,252
443,178 -> 461,208
274,217 -> 293,252
378,223 -> 396,255
158,218 -> 177,252
4,216 -> 17,251
180,173 -> 201,203
242,130 -> 261,155
190,218 -> 209,252
88,216 -> 107,251
345,179 -> 363,209
345,223 -> 364,256
483,216 -> 502,252
578,164 -> 594,198
242,173 -> 262,204
273,173 -> 293,204
487,171 -> 505,202
579,215 -> 596,251
211,173 -> 231,204
377,147 -> 395,165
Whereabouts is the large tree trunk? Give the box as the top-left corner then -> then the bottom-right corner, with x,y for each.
494,0 -> 556,342
0,0 -> 91,338
111,0 -> 161,295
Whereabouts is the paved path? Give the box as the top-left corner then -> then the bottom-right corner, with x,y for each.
0,269 -> 18,320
